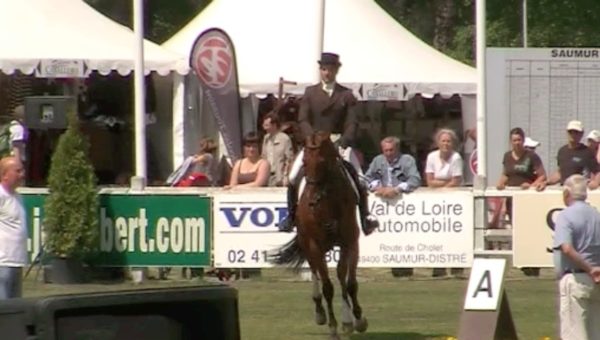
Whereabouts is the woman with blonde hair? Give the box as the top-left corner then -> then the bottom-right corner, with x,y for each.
425,128 -> 463,188
425,128 -> 464,277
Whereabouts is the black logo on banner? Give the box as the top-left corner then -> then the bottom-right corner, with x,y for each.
545,208 -> 563,253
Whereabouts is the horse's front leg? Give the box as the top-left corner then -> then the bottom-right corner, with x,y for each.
311,269 -> 326,325
304,238 -> 326,326
336,247 -> 354,335
315,256 -> 338,339
348,241 -> 368,333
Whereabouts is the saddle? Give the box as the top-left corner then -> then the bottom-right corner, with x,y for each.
297,159 -> 360,201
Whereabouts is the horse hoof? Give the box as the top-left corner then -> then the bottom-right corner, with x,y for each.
329,334 -> 340,340
342,322 -> 354,335
315,312 -> 326,325
355,317 -> 368,333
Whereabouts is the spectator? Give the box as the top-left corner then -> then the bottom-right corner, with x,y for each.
190,137 -> 218,186
365,136 -> 421,278
226,132 -> 270,188
0,157 -> 27,299
425,128 -> 463,277
523,136 -> 540,151
553,174 -> 600,340
497,128 -> 546,191
8,105 -> 27,166
586,130 -> 600,153
498,129 -> 546,276
365,136 -> 421,199
425,128 -> 463,188
548,120 -> 600,188
261,112 -> 294,187
586,130 -> 600,164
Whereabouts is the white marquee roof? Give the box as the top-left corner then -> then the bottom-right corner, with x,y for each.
0,0 -> 189,76
163,0 -> 476,98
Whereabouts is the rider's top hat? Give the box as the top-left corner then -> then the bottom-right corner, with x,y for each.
318,52 -> 341,66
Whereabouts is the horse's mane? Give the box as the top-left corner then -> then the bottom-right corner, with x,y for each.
304,131 -> 339,164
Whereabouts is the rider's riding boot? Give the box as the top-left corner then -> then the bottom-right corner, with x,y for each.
359,184 -> 379,236
341,160 -> 379,236
278,183 -> 297,232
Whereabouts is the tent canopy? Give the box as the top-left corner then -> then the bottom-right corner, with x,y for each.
0,0 -> 188,76
163,0 -> 476,98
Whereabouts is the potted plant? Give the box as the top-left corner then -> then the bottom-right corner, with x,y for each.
43,109 -> 99,284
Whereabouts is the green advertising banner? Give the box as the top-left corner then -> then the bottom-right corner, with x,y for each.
23,193 -> 212,267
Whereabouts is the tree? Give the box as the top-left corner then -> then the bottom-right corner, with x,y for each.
433,0 -> 456,51
44,109 -> 99,259
378,0 -> 600,66
85,0 -> 211,43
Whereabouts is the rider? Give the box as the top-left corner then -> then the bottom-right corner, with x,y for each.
278,52 -> 379,235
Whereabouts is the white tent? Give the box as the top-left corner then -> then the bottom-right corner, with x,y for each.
163,0 -> 476,98
0,0 -> 188,75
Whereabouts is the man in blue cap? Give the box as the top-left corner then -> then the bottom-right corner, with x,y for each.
278,52 -> 379,235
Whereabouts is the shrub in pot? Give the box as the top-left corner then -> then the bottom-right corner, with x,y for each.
43,110 -> 99,283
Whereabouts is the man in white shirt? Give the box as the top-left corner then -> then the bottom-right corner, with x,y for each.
0,157 -> 27,299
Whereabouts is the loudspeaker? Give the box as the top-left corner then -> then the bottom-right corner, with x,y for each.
0,285 -> 240,340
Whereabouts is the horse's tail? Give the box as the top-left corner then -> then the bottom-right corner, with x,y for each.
271,235 -> 305,272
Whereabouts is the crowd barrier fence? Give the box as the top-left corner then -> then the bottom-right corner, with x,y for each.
18,186 -> 570,268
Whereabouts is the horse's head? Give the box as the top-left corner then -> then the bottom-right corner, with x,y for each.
303,131 -> 338,184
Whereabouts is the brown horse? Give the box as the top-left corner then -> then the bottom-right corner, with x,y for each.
273,131 -> 367,339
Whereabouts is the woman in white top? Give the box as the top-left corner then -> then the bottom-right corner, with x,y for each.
425,128 -> 463,188
425,128 -> 464,277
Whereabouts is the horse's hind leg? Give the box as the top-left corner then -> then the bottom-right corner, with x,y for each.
336,247 -> 354,335
311,270 -> 326,325
348,242 -> 368,333
315,258 -> 338,338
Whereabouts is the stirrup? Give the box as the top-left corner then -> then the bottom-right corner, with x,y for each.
362,215 -> 379,236
278,216 -> 295,233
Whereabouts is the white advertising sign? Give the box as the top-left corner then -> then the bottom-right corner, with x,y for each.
213,191 -> 299,268
361,191 -> 473,268
213,189 -> 474,268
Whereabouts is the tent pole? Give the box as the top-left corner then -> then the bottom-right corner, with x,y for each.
172,74 -> 185,172
315,0 -> 325,82
522,0 -> 528,47
132,0 -> 147,189
475,0 -> 486,188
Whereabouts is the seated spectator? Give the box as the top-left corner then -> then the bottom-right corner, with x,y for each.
497,127 -> 546,191
365,136 -> 421,278
261,112 -> 294,187
586,130 -> 600,164
587,130 -> 600,153
425,128 -> 463,188
425,128 -> 463,277
497,129 -> 546,276
523,136 -> 540,151
190,137 -> 218,186
226,132 -> 270,188
365,136 -> 421,199
548,120 -> 600,188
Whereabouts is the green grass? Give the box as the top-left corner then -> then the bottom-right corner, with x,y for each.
23,268 -> 558,340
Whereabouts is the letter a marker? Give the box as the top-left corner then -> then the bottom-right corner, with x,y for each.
458,258 -> 517,340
